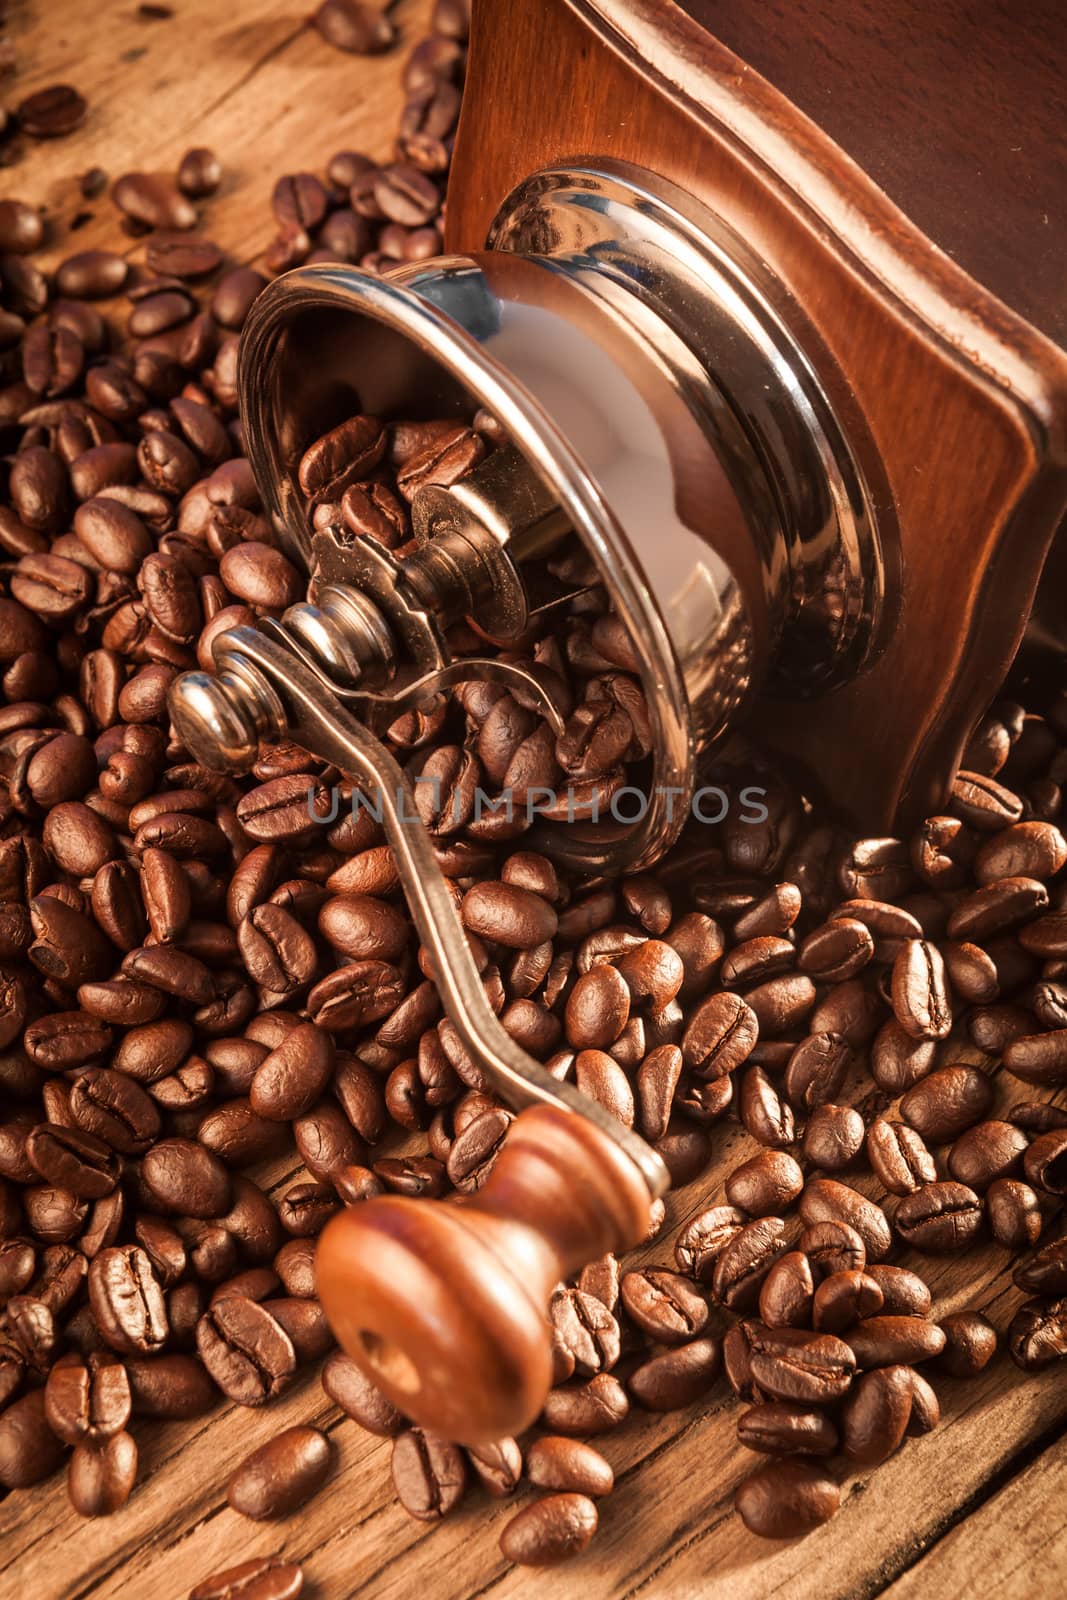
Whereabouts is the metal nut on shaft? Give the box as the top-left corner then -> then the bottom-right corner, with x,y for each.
168,633 -> 289,773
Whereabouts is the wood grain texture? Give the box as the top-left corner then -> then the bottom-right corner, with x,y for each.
447,0 -> 1067,833
677,0 -> 1067,346
2,3 -> 1066,1598
881,1433 -> 1067,1600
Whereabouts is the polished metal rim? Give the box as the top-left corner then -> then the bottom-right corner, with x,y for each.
488,160 -> 888,696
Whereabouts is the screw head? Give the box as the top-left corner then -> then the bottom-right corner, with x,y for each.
168,671 -> 261,773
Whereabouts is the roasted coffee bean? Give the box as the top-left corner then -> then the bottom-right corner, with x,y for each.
871,1019 -> 937,1094
739,1066 -> 796,1148
758,1251 -> 815,1329
524,1436 -> 612,1497
895,1181 -> 984,1252
839,1364 -> 913,1465
18,83 -> 89,138
141,1138 -> 231,1217
866,1118 -> 937,1196
112,172 -> 197,230
1003,1029 -> 1067,1087
125,1353 -> 216,1419
189,1556 -> 305,1600
25,1124 -> 119,1198
846,1315 -> 947,1368
812,1270 -> 884,1333
799,917 -> 874,981
1013,1235 -> 1067,1296
783,1031 -> 852,1110
88,1246 -> 168,1355
249,1023 -> 334,1122
0,1389 -> 67,1489
802,1103 -> 866,1171
1024,1129 -> 1067,1194
738,1401 -> 839,1457
68,1429 -> 138,1516
321,1350 -> 403,1434
749,1324 -> 856,1404
948,1120 -> 1029,1190
727,1150 -> 804,1217
461,881 -> 558,948
935,1310 -> 997,1377
951,771 -> 1024,831
674,1205 -> 747,1281
798,1179 -> 891,1262
900,1065 -> 995,1143
626,1337 -> 721,1411
540,1373 -> 629,1435
498,1491 -> 598,1567
987,1178 -> 1044,1249
70,1066 -> 161,1153
391,1428 -> 467,1521
1008,1297 -> 1067,1371
892,939 -> 952,1039
620,1267 -> 708,1344
734,1457 -> 840,1539
864,1265 -> 932,1318
315,0 -> 396,52
227,1424 -> 332,1520
44,1352 -> 131,1445
680,990 -> 758,1077
713,1216 -> 792,1311
196,1296 -> 296,1405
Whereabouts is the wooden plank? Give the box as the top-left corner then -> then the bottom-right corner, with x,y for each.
881,1435 -> 1067,1600
3,0 -> 431,276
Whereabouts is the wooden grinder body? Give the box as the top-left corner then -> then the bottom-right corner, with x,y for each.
445,0 -> 1067,830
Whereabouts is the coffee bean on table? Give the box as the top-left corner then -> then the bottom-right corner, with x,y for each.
88,1246 -> 168,1356
812,1270 -> 884,1333
726,1150 -> 804,1216
845,1315 -> 947,1368
674,1205 -> 747,1281
737,1401 -> 839,1457
125,1353 -> 217,1419
141,1137 -> 232,1217
189,1556 -> 305,1600
758,1252 -> 815,1329
525,1436 -> 614,1497
68,1429 -> 138,1517
681,990 -> 759,1075
465,1437 -> 523,1498
541,1374 -> 629,1435
499,1492 -> 599,1567
748,1325 -> 856,1403
899,1065 -> 995,1142
628,1337 -> 721,1410
839,1365 -> 914,1465
195,1296 -> 296,1405
44,1353 -> 131,1445
713,1216 -> 792,1311
1007,1297 -> 1067,1371
321,1350 -> 404,1434
1013,1235 -> 1067,1296
734,1457 -> 840,1538
391,1428 -> 467,1520
227,1425 -> 332,1519
894,1181 -> 984,1253
798,1179 -> 891,1262
935,1310 -> 997,1377
17,84 -> 89,138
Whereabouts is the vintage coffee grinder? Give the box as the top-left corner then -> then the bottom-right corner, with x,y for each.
170,0 -> 1067,1443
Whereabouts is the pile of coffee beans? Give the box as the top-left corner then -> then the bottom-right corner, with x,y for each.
2,0 -> 1065,1592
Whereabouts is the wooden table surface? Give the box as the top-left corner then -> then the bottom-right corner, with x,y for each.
2,3 -> 1066,1597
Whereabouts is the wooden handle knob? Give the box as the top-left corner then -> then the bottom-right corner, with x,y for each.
315,1104 -> 652,1444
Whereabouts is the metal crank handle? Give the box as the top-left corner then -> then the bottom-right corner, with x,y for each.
170,628 -> 669,1442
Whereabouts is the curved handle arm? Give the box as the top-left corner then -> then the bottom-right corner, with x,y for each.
195,625 -> 670,1201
